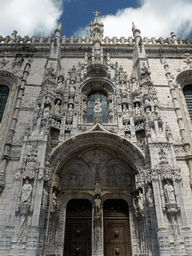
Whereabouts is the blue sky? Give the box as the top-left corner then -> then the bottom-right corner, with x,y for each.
0,0 -> 192,40
62,0 -> 138,37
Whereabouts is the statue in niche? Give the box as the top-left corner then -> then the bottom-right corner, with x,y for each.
54,99 -> 61,115
135,103 -> 141,116
56,75 -> 64,93
164,180 -> 176,204
122,105 -> 129,124
133,189 -> 144,216
145,106 -> 152,121
69,80 -> 76,99
138,190 -> 144,211
20,180 -> 32,204
94,194 -> 101,217
121,81 -> 127,98
43,106 -> 51,118
51,191 -> 60,212
94,98 -> 102,124
146,186 -> 153,207
66,104 -> 73,124
45,96 -> 52,105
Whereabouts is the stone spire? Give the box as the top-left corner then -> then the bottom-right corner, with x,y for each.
54,21 -> 62,45
132,22 -> 142,45
90,11 -> 104,44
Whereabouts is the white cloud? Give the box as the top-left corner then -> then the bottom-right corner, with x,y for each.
75,0 -> 192,39
0,0 -> 63,37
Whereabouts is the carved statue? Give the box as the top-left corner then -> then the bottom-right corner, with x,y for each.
66,104 -> 73,124
20,180 -> 32,204
94,98 -> 102,113
54,99 -> 61,115
146,186 -> 153,207
94,98 -> 102,124
135,103 -> 141,116
133,190 -> 144,216
138,190 -> 144,211
122,105 -> 129,125
43,106 -> 51,118
145,106 -> 152,121
94,194 -> 101,216
164,180 -> 176,204
52,192 -> 59,211
56,75 -> 64,93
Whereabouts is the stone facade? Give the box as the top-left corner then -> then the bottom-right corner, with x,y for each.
0,11 -> 192,256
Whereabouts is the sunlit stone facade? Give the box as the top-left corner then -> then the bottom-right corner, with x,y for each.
0,11 -> 192,256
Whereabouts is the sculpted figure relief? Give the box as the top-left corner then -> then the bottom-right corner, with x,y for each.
164,180 -> 176,204
20,180 -> 32,204
94,98 -> 102,124
146,186 -> 153,207
94,98 -> 102,113
138,190 -> 144,211
66,104 -> 73,124
56,75 -> 65,93
54,99 -> 61,115
133,189 -> 144,216
43,106 -> 51,118
94,194 -> 101,216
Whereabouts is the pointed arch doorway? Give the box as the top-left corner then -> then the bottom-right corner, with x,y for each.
103,199 -> 132,256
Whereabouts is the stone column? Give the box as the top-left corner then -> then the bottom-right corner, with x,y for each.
152,176 -> 172,256
92,196 -> 103,256
163,61 -> 186,142
0,58 -> 31,192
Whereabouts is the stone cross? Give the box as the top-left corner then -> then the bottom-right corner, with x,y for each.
93,11 -> 100,23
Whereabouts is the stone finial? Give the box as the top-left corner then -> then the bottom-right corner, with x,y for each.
132,22 -> 141,45
58,21 -> 62,31
90,11 -> 104,44
93,11 -> 100,23
54,21 -> 62,41
132,22 -> 137,32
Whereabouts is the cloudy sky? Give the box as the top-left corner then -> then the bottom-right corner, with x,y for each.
0,0 -> 192,39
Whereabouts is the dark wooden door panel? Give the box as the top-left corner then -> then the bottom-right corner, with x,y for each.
104,199 -> 132,256
64,219 -> 91,256
104,219 -> 132,256
64,199 -> 92,256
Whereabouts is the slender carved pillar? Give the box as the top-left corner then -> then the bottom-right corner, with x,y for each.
163,60 -> 192,186
163,60 -> 187,142
0,58 -> 31,192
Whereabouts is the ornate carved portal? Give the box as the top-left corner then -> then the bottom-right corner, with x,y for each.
64,199 -> 92,256
104,200 -> 132,256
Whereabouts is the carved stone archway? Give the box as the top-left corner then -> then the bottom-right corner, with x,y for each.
47,132 -> 146,256
49,131 -> 145,174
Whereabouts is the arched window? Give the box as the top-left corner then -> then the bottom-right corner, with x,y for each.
0,85 -> 9,123
183,84 -> 192,121
87,91 -> 108,123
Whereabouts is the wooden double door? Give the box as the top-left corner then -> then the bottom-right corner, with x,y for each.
64,199 -> 132,256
